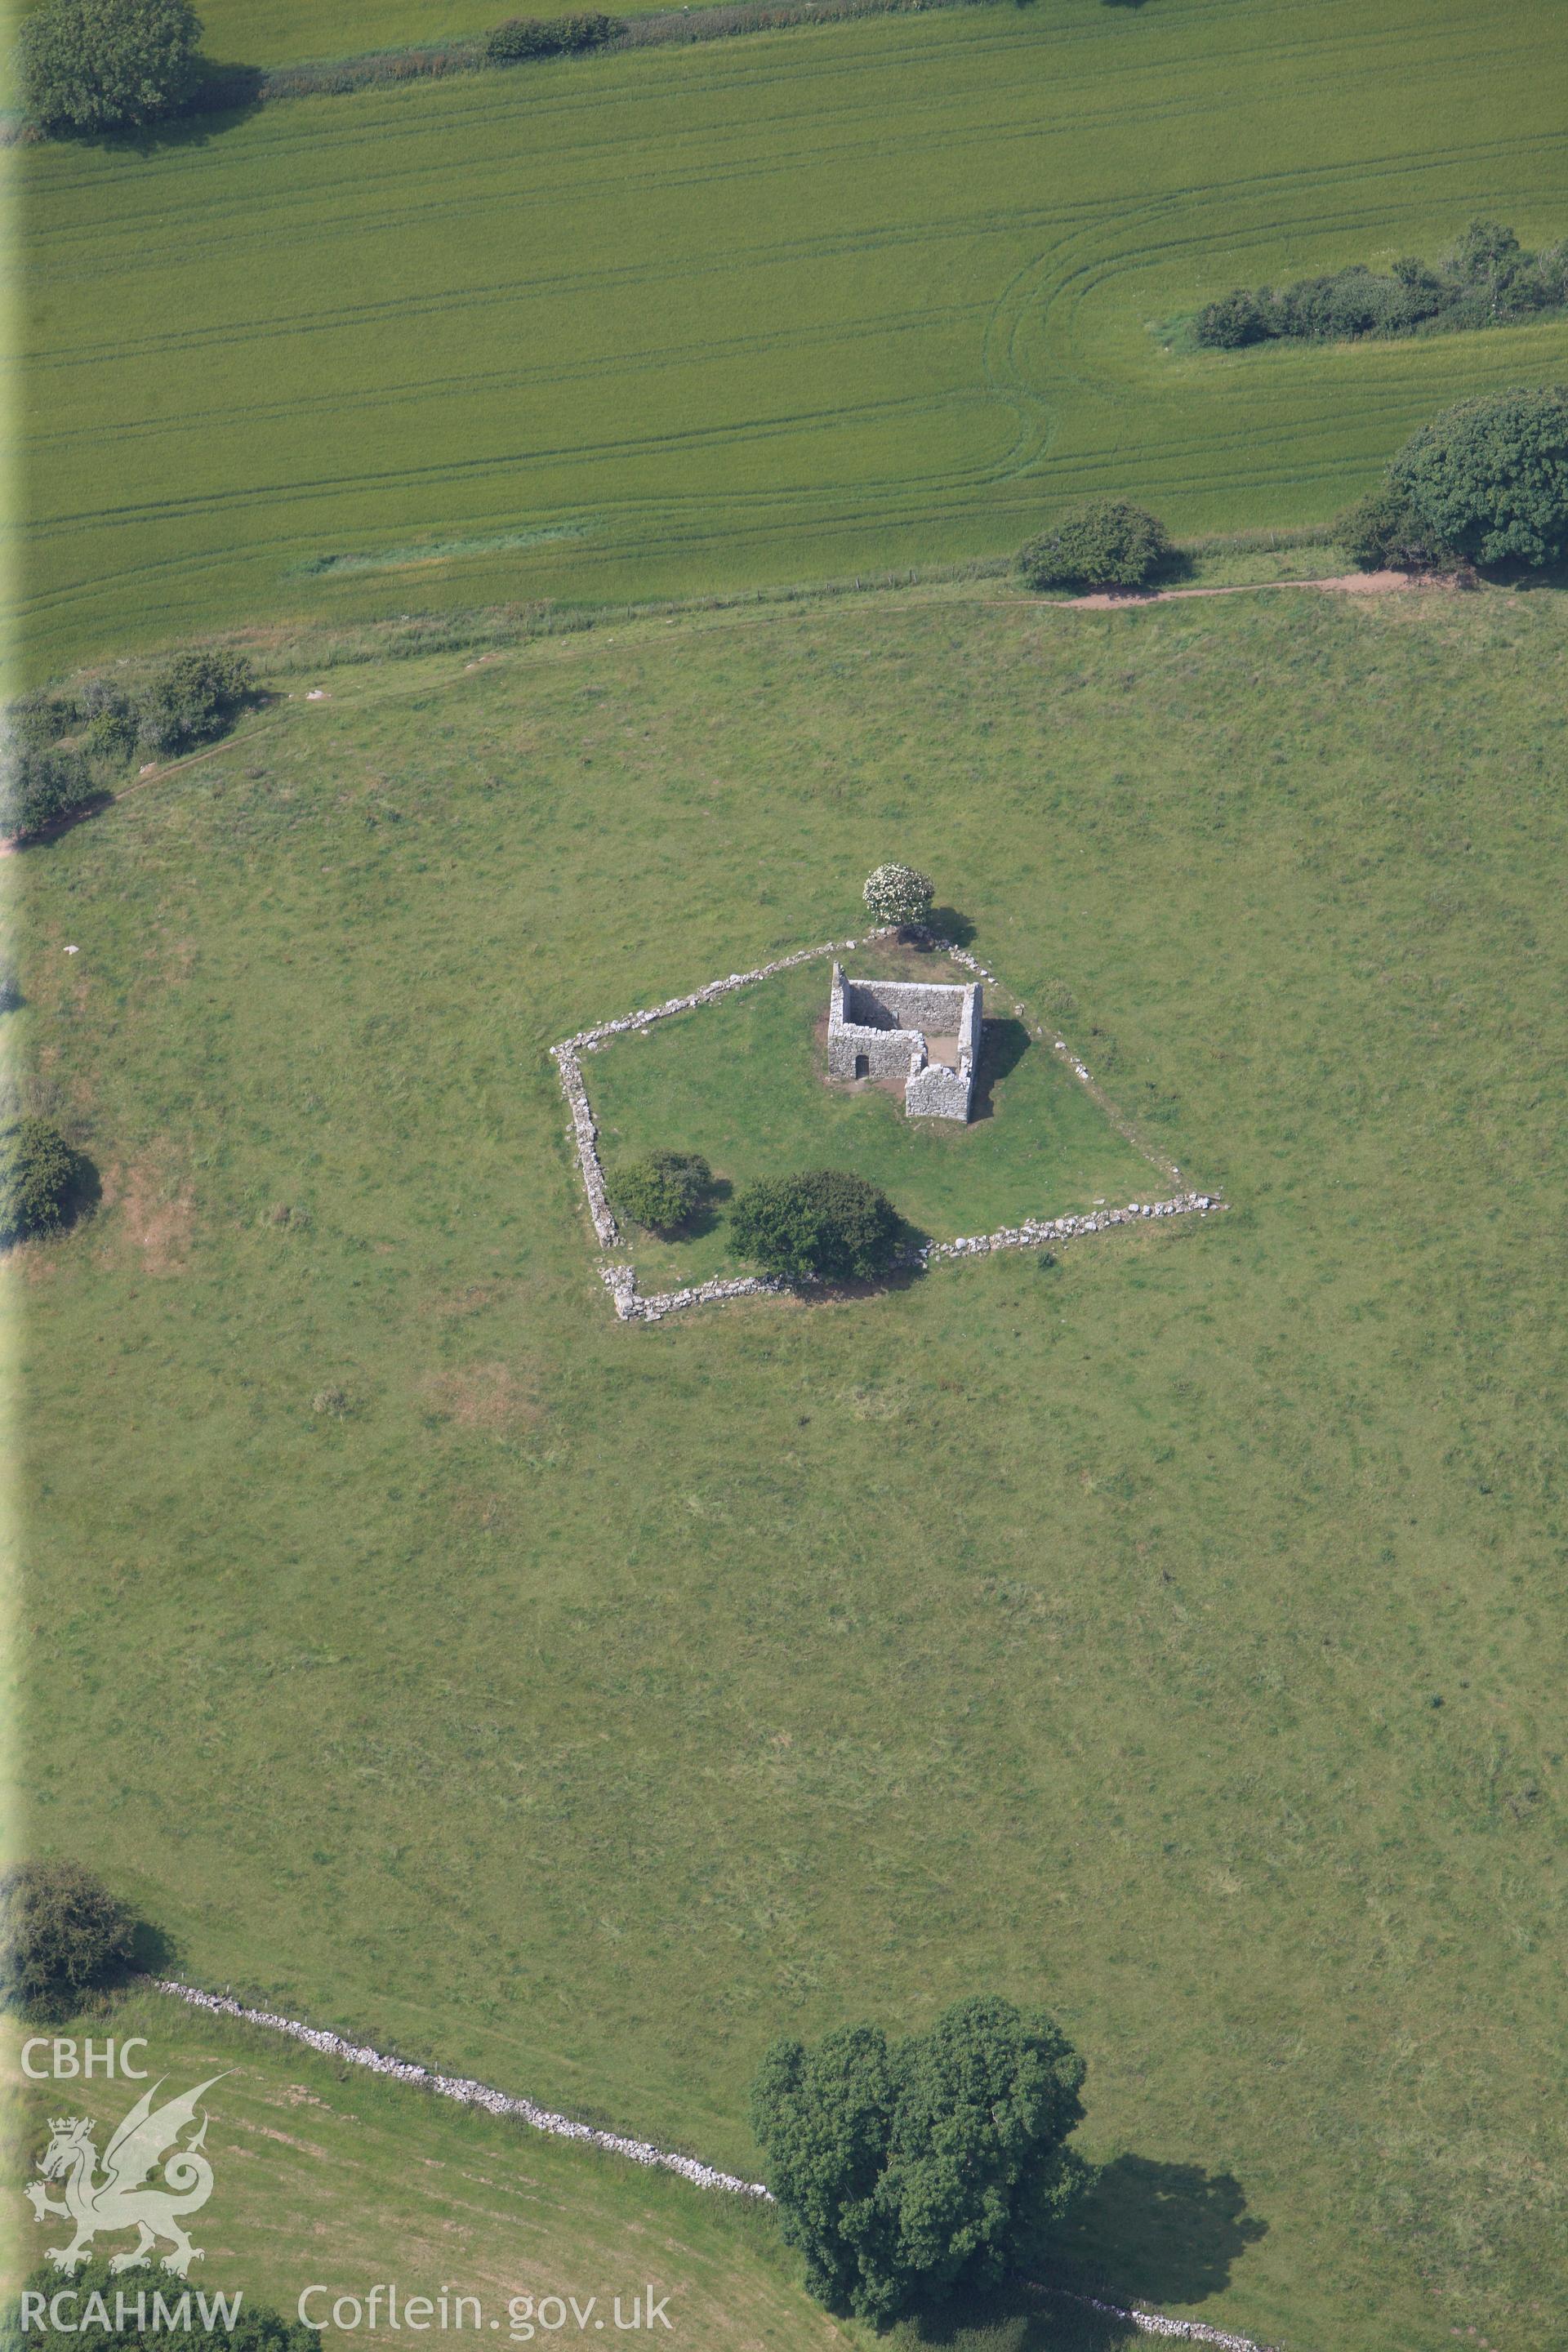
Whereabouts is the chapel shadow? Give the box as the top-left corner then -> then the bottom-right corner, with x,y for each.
969,1018 -> 1031,1120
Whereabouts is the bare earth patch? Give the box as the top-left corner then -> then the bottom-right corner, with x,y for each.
418,1361 -> 540,1433
1067,569 -> 1459,610
104,1154 -> 194,1273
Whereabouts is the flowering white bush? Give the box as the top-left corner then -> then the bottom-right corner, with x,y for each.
862,863 -> 933,926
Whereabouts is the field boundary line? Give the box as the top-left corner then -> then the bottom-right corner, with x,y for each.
153,1979 -> 772,2197
551,928 -> 1224,1320
2,0 -> 1017,143
152,1980 -> 1276,2350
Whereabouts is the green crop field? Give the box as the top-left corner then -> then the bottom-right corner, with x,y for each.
12,577 -> 1568,2351
2,1994 -> 856,2352
13,0 -> 1568,677
587,936 -> 1160,1287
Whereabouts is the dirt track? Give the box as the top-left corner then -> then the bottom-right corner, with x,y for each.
1066,568 -> 1454,609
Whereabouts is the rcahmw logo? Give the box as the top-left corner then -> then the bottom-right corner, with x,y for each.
24,2073 -> 228,2281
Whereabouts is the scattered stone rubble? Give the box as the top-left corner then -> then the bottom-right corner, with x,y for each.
551,929 -> 1223,1322
152,1980 -> 1273,2350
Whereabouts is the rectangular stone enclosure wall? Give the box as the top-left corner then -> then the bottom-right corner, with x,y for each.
826,965 -> 982,1120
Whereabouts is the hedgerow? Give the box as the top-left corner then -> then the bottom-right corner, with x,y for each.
1196,219 -> 1568,349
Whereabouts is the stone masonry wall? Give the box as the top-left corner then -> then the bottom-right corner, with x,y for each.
826,962 -> 924,1078
826,964 -> 980,1114
905,1057 -> 972,1118
845,977 -> 973,1035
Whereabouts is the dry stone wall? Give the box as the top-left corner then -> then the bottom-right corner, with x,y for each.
152,1980 -> 1275,2349
550,929 -> 1225,1322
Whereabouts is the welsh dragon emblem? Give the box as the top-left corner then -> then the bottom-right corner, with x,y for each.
25,2075 -> 225,2277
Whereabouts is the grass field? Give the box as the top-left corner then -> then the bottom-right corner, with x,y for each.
14,0 -> 1568,677
12,576 -> 1568,2350
1,2003 -> 1139,2352
586,936 -> 1160,1286
2,1992 -> 856,2352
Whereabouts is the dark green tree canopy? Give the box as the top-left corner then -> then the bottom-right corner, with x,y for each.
1,1860 -> 137,2007
751,1997 -> 1089,2323
1195,221 -> 1568,350
3,747 -> 96,843
17,0 -> 205,135
483,13 -> 620,61
1018,499 -> 1173,592
1334,481 -> 1451,574
137,647 -> 256,757
1389,385 -> 1568,569
4,2260 -> 316,2352
0,1119 -> 82,1242
730,1168 -> 902,1282
610,1149 -> 711,1233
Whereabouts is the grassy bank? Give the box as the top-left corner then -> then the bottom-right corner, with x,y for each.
16,0 -> 1568,674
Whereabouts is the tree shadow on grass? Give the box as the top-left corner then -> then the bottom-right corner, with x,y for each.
1037,2154 -> 1267,2309
885,2160 -> 1266,2351
656,1175 -> 733,1245
969,1018 -> 1031,1120
65,67 -> 265,157
1473,555 -> 1568,593
889,2279 -> 1138,2350
920,907 -> 978,949
7,790 -> 115,855
64,1148 -> 103,1233
797,1260 -> 929,1307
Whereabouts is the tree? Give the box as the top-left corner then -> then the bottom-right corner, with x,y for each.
1389,385 -> 1568,570
483,13 -> 619,60
730,1169 -> 902,1282
0,1861 -> 137,2007
749,2025 -> 899,2316
1335,481 -> 1450,573
1018,499 -> 1173,592
3,746 -> 96,841
862,863 -> 933,927
137,646 -> 255,757
0,1119 -> 81,1241
1448,217 -> 1524,311
1194,287 -> 1271,349
17,0 -> 204,135
611,1149 -> 711,1233
5,2259 -> 318,2352
751,1997 -> 1089,2324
